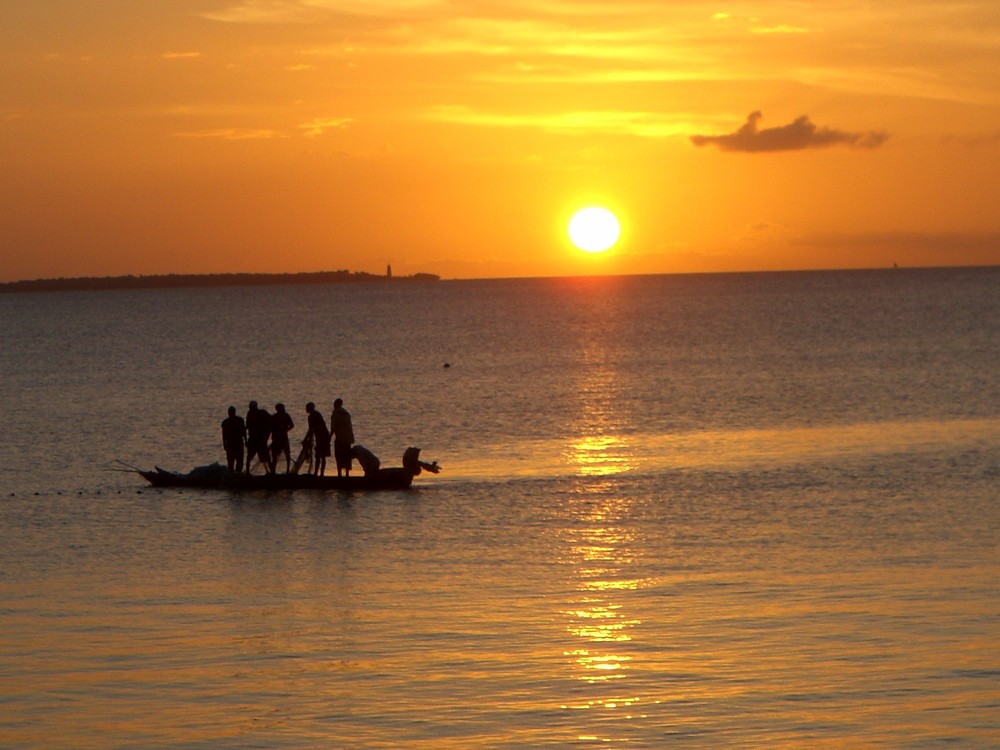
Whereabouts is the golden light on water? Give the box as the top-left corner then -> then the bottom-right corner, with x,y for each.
567,435 -> 635,476
562,497 -> 643,688
565,313 -> 637,478
567,601 -> 636,644
556,305 -> 653,720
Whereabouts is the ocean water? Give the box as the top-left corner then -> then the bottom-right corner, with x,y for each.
0,268 -> 998,748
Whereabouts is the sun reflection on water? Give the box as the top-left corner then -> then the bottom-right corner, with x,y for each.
562,505 -> 643,688
564,323 -> 637,479
566,435 -> 635,476
556,313 -> 655,736
559,506 -> 658,744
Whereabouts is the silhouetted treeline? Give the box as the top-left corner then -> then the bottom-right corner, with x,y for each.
0,270 -> 441,294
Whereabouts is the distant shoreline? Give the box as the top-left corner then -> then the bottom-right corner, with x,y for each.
2,264 -> 996,294
0,269 -> 441,294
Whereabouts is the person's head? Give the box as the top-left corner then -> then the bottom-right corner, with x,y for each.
334,398 -> 343,409
228,406 -> 236,417
275,403 -> 285,413
249,400 -> 258,410
306,402 -> 315,413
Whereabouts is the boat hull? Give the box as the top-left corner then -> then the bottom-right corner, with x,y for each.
139,466 -> 415,491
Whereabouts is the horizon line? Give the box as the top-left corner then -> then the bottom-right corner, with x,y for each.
1,262 -> 997,293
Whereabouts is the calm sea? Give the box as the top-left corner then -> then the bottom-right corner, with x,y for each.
0,268 -> 998,748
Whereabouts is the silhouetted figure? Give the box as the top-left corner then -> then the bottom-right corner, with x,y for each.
352,444 -> 380,476
270,402 -> 294,473
221,405 -> 246,473
403,446 -> 441,475
290,436 -> 312,475
303,402 -> 331,476
331,398 -> 355,477
245,400 -> 273,474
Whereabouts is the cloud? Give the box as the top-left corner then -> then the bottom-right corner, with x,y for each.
172,128 -> 288,140
299,117 -> 353,136
691,111 -> 888,153
424,105 -> 694,137
201,1 -> 329,24
750,24 -> 811,35
942,128 -> 1000,147
203,0 -> 445,24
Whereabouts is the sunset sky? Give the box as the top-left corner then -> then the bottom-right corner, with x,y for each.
2,1 -> 999,281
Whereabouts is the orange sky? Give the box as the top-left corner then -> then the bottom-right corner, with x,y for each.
2,1 -> 999,281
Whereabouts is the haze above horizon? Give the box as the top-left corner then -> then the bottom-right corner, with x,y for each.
2,2 -> 999,281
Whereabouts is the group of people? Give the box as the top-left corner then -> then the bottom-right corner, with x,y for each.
222,398 -> 378,477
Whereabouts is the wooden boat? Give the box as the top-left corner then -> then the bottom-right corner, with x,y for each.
135,446 -> 440,492
138,463 -> 418,491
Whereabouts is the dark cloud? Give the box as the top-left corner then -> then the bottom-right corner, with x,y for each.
691,111 -> 888,153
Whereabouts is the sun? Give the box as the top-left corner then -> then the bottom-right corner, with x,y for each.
568,207 -> 620,253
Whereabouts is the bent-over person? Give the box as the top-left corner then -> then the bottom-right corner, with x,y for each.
352,444 -> 380,476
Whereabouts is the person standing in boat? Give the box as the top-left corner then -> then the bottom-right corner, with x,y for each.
303,402 -> 331,476
331,398 -> 355,477
269,402 -> 294,474
221,405 -> 246,473
245,400 -> 273,474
